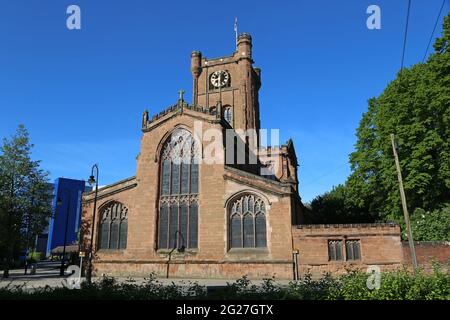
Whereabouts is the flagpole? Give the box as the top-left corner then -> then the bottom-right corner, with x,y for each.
234,17 -> 238,49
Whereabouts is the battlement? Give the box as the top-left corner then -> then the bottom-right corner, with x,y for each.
141,102 -> 221,132
191,32 -> 254,68
237,32 -> 252,43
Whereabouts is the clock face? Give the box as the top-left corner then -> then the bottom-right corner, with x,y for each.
210,70 -> 229,88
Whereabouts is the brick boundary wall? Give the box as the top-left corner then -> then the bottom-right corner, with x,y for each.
292,223 -> 404,277
402,241 -> 450,272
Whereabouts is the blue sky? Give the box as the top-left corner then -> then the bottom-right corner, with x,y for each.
0,0 -> 448,202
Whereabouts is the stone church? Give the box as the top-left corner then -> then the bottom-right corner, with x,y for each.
82,34 -> 407,279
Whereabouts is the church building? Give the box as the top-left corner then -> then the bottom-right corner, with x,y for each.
82,34 -> 406,279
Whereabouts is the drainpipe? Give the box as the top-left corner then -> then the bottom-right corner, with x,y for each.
292,249 -> 299,280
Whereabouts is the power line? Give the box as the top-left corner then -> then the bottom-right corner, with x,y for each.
400,0 -> 412,75
422,0 -> 446,62
301,162 -> 349,188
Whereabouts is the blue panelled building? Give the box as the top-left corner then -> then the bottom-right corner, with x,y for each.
44,178 -> 91,257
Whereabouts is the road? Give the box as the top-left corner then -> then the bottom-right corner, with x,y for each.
0,260 -> 292,290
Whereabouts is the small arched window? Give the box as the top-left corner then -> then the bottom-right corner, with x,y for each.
98,202 -> 128,250
224,106 -> 233,125
229,194 -> 267,248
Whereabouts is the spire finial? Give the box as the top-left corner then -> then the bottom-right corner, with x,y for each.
178,89 -> 185,102
142,109 -> 149,128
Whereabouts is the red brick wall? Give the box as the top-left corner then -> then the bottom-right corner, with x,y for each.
81,112 -> 298,280
292,224 -> 403,276
80,36 -> 305,280
94,261 -> 292,280
402,241 -> 450,271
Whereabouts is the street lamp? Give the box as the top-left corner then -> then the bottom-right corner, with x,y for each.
57,190 -> 71,276
86,164 -> 99,284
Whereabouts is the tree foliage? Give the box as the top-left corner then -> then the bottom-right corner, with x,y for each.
409,205 -> 450,241
310,14 -> 450,240
309,184 -> 375,224
0,125 -> 52,277
0,269 -> 448,300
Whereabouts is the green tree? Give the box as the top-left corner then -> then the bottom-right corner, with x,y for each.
0,204 -> 6,262
347,13 -> 450,224
309,184 -> 375,224
0,125 -> 52,277
309,14 -> 450,238
408,205 -> 450,241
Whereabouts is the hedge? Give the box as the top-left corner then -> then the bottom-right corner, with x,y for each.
0,266 -> 448,300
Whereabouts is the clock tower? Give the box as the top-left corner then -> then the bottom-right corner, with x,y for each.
191,33 -> 261,135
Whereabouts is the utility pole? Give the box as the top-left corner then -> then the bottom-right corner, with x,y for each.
390,134 -> 418,273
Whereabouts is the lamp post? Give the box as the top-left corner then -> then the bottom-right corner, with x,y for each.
57,189 -> 72,276
86,164 -> 99,284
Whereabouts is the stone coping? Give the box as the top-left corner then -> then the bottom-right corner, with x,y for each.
295,223 -> 399,229
402,241 -> 450,246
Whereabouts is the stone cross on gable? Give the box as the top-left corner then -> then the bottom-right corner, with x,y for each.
178,89 -> 185,101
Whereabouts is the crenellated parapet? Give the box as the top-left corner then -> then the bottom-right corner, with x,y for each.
141,101 -> 222,132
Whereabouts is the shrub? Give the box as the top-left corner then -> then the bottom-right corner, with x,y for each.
0,268 -> 448,300
27,252 -> 43,263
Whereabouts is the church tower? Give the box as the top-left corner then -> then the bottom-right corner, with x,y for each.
191,33 -> 261,136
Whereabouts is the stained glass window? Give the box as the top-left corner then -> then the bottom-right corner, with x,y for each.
119,220 -> 128,249
161,161 -> 171,195
100,219 -> 110,250
110,219 -> 119,249
158,205 -> 169,249
229,194 -> 267,249
169,204 -> 178,248
158,128 -> 199,249
255,213 -> 267,247
98,202 -> 128,250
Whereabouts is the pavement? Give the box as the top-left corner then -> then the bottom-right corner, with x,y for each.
0,260 -> 293,290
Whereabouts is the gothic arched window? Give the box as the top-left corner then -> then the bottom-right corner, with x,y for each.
98,202 -> 128,250
158,128 -> 199,250
224,106 -> 233,125
229,194 -> 267,248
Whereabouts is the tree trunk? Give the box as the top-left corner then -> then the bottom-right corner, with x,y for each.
2,212 -> 12,278
2,257 -> 10,278
3,177 -> 15,279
